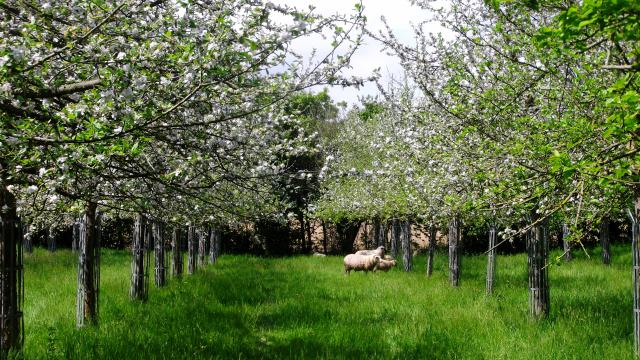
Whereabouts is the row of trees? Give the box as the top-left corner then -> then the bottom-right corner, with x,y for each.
1,0 -> 367,354
313,0 -> 639,354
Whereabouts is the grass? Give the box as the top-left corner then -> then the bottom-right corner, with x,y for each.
19,244 -> 635,359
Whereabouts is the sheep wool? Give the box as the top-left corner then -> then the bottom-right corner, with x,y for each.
377,258 -> 397,272
343,254 -> 381,275
354,246 -> 385,257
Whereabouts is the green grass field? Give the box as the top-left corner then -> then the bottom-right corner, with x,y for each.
20,244 -> 634,359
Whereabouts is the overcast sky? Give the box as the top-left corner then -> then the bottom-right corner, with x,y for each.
274,0 -> 435,107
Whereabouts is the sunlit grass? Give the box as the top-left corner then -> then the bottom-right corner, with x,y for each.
21,244 -> 634,359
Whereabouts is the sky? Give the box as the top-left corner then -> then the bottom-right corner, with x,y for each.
273,0 -> 436,107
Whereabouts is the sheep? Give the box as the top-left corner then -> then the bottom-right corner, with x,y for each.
383,255 -> 394,261
354,246 -> 385,257
343,254 -> 381,275
377,258 -> 397,272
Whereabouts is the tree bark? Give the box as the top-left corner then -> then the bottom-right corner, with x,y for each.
153,221 -> 166,287
562,223 -> 572,261
391,219 -> 400,258
130,214 -> 147,301
209,227 -> 221,265
600,218 -> 611,265
372,219 -> 380,248
448,216 -> 461,287
0,184 -> 23,352
305,219 -> 313,253
401,220 -> 412,272
486,224 -> 496,295
527,212 -> 550,319
426,224 -> 436,277
76,201 -> 100,327
379,221 -> 388,249
187,226 -> 197,275
172,227 -> 183,276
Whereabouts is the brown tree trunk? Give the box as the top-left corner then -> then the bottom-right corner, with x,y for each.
0,184 -> 23,352
448,216 -> 461,287
153,221 -> 166,287
562,223 -> 572,261
426,224 -> 436,277
527,212 -> 550,319
172,227 -> 183,276
130,214 -> 147,301
76,201 -> 100,327
187,226 -> 197,275
486,224 -> 496,295
600,218 -> 611,265
401,220 -> 412,272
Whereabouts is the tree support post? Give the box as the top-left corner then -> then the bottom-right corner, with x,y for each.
486,223 -> 496,294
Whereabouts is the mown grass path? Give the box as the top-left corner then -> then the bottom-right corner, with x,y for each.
23,245 -> 633,359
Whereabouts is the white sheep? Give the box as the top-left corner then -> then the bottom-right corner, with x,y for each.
343,254 -> 381,275
354,246 -> 385,257
377,258 -> 397,272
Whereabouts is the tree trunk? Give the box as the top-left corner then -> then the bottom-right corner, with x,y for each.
527,212 -> 550,319
321,221 -> 328,255
305,219 -> 313,253
0,184 -> 23,352
130,214 -> 147,301
401,220 -> 412,272
486,224 -> 496,295
72,219 -> 80,252
76,201 -> 100,327
209,227 -> 221,265
600,218 -> 611,265
198,228 -> 207,267
47,227 -> 56,252
448,216 -> 461,287
297,212 -> 306,253
22,224 -> 32,254
379,221 -> 388,249
172,227 -> 183,277
187,226 -> 197,275
153,221 -> 166,287
391,219 -> 400,258
562,223 -> 572,261
426,224 -> 436,277
372,219 -> 381,248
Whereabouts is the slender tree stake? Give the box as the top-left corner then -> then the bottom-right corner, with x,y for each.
486,224 -> 496,295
